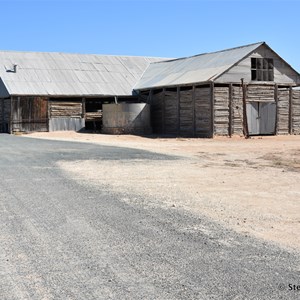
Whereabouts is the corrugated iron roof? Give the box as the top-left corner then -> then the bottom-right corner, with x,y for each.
134,42 -> 264,90
0,50 -> 168,97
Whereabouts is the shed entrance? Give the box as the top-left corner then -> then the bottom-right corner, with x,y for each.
246,102 -> 276,135
11,97 -> 48,132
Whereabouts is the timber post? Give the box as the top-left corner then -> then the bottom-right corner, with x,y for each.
241,78 -> 249,138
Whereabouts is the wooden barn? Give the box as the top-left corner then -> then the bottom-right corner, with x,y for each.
134,42 -> 300,137
0,51 -> 165,133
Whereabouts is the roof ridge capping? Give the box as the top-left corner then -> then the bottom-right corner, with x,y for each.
151,41 -> 265,64
0,49 -> 169,60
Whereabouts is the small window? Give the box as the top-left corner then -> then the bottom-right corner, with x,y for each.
251,57 -> 274,81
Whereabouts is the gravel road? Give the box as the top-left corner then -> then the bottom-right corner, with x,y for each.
0,134 -> 299,300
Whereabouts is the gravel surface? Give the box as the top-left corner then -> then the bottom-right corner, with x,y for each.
1,134 -> 300,299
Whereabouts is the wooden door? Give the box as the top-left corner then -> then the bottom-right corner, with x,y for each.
11,97 -> 48,132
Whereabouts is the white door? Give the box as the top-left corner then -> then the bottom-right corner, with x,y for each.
246,102 -> 259,135
246,102 -> 276,135
260,102 -> 276,134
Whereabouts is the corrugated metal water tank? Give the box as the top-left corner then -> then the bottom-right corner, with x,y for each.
102,103 -> 151,135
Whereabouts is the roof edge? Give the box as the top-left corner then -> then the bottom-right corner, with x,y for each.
0,49 -> 170,60
148,42 -> 265,65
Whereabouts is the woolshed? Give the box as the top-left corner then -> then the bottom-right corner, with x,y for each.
134,42 -> 300,137
0,50 -> 165,133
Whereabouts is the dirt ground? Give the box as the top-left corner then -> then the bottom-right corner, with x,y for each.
25,132 -> 300,252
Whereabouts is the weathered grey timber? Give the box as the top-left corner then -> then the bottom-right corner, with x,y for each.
292,90 -> 300,134
135,42 -> 300,137
277,88 -> 289,134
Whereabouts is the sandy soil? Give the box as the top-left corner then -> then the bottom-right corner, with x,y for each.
25,132 -> 300,251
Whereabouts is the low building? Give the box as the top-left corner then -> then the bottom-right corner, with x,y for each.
134,42 -> 300,137
0,51 -> 165,133
1,42 -> 300,137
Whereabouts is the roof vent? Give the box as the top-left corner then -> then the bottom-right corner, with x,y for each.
6,64 -> 18,73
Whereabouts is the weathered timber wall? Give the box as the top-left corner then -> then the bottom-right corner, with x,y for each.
179,88 -> 193,136
247,85 -> 275,102
232,86 -> 244,136
292,90 -> 300,134
195,87 -> 211,137
49,101 -> 82,118
164,89 -> 178,135
0,98 -> 11,132
11,96 -> 48,132
277,88 -> 290,134
214,87 -> 230,135
148,86 -> 212,137
48,100 -> 84,131
151,90 -> 164,133
143,84 -> 299,138
214,85 -> 275,136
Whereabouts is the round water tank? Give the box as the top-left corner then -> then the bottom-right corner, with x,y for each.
102,103 -> 152,135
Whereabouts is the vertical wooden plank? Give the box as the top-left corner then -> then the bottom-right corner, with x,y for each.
162,88 -> 165,134
194,86 -> 212,137
164,88 -> 179,135
229,84 -> 233,137
153,89 -> 164,134
242,80 -> 249,138
177,86 -> 180,135
18,97 -> 21,126
289,86 -> 293,134
292,89 -> 300,134
192,85 -> 195,137
232,86 -> 244,136
210,82 -> 214,137
179,86 -> 194,136
82,97 -> 86,119
274,84 -> 278,135
10,97 -> 13,133
277,87 -> 290,134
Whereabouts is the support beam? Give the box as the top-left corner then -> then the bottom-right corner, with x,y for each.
192,85 -> 196,137
210,82 -> 214,138
177,86 -> 180,135
229,84 -> 233,137
274,84 -> 278,135
241,79 -> 249,138
289,86 -> 293,134
162,88 -> 165,134
10,97 -> 13,133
